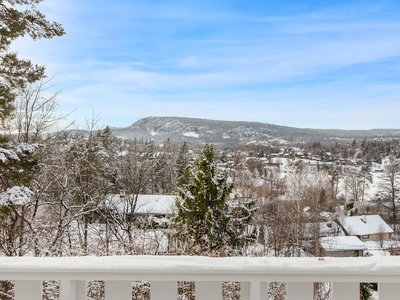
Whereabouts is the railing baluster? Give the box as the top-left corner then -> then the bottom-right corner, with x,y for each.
286,282 -> 313,300
196,281 -> 222,300
242,281 -> 251,300
379,283 -> 400,300
151,281 -> 177,300
332,282 -> 359,300
15,280 -> 41,300
60,280 -> 86,300
242,281 -> 268,300
105,281 -> 132,300
60,280 -> 72,300
260,282 -> 269,300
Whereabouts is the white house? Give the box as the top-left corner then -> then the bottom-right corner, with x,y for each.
103,194 -> 177,219
320,236 -> 367,257
337,215 -> 393,242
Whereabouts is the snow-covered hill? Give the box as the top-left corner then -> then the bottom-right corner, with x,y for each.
111,116 -> 400,146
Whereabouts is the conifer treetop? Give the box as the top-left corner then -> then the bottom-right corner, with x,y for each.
0,0 -> 65,122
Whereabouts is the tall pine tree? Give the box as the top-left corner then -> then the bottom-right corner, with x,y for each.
0,0 -> 64,260
174,144 -> 256,255
176,141 -> 191,186
0,0 -> 65,195
1,0 -> 65,127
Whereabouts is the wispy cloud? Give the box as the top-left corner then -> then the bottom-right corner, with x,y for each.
9,0 -> 400,129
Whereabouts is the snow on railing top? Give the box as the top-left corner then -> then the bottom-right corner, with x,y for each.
1,256 -> 400,277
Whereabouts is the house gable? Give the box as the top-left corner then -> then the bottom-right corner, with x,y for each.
337,215 -> 393,237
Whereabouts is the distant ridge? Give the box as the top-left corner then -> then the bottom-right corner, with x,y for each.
111,116 -> 400,145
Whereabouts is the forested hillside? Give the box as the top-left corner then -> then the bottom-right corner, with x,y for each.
111,116 -> 400,146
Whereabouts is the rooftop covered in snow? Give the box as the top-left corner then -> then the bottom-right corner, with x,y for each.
104,194 -> 176,215
320,236 -> 367,251
337,215 -> 393,236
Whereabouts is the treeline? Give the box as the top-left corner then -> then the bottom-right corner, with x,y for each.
305,139 -> 400,161
237,139 -> 400,162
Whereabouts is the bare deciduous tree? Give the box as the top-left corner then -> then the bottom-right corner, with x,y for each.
12,75 -> 73,144
379,157 -> 400,230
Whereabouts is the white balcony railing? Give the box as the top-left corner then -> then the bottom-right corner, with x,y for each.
1,256 -> 400,300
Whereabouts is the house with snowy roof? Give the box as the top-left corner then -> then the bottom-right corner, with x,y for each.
320,236 -> 367,257
101,194 -> 177,222
303,222 -> 345,239
337,214 -> 393,242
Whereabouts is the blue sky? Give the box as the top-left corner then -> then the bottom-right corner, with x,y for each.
12,0 -> 400,129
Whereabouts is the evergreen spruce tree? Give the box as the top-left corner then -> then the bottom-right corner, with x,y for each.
0,0 -> 64,261
174,144 -> 256,255
176,141 -> 190,186
0,0 -> 65,126
0,0 -> 65,197
360,283 -> 377,300
96,126 -> 118,185
156,138 -> 178,194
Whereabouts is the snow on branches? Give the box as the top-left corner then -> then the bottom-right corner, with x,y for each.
0,185 -> 33,206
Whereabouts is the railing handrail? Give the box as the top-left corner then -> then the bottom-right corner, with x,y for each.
1,256 -> 400,282
2,256 -> 400,300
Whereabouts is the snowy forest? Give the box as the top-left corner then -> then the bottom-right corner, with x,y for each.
2,119 -> 400,258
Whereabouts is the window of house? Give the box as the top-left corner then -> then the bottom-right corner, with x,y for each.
361,235 -> 369,239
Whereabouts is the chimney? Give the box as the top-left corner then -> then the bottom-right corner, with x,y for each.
361,215 -> 366,223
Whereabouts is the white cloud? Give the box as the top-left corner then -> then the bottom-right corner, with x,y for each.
178,56 -> 200,68
7,0 -> 400,130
